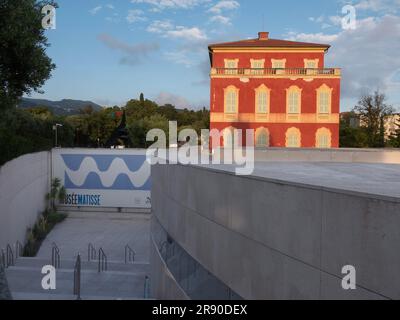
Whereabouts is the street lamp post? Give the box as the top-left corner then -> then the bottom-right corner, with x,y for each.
53,123 -> 63,148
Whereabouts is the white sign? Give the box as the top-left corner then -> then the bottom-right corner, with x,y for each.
52,149 -> 151,209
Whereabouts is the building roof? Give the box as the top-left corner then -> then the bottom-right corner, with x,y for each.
208,32 -> 330,51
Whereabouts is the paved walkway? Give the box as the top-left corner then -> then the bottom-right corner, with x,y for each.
37,211 -> 151,263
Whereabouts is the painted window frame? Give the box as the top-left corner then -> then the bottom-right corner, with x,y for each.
271,59 -> 286,69
255,84 -> 271,114
224,59 -> 239,75
251,59 -> 265,75
316,84 -> 333,115
285,127 -> 302,148
271,59 -> 286,75
255,127 -> 270,147
315,127 -> 332,148
223,126 -> 237,148
224,85 -> 239,114
286,86 -> 302,115
304,59 -> 319,69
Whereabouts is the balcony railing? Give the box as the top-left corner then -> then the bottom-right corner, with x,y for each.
211,68 -> 341,77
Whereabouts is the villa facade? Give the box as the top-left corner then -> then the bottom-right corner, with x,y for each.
208,32 -> 341,148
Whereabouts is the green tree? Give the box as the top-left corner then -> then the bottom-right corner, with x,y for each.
388,118 -> 400,148
128,114 -> 169,148
0,0 -> 57,110
353,91 -> 394,148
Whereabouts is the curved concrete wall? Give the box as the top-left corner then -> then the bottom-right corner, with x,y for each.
151,163 -> 400,300
0,152 -> 50,252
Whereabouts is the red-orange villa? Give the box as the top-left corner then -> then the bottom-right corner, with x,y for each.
208,32 -> 341,148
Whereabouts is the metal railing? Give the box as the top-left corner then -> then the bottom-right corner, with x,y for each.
98,248 -> 107,273
144,276 -> 150,299
52,243 -> 61,269
125,245 -> 135,264
211,67 -> 341,76
73,254 -> 82,300
1,249 -> 6,269
88,243 -> 96,262
6,244 -> 14,267
15,241 -> 23,260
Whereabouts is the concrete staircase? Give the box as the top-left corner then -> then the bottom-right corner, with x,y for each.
5,257 -> 151,300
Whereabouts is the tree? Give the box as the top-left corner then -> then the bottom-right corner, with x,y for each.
353,91 -> 394,148
0,0 -> 57,110
140,93 -> 145,105
388,118 -> 400,148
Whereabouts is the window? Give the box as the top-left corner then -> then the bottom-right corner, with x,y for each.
272,59 -> 286,75
255,85 -> 270,114
223,127 -> 235,148
225,59 -> 238,74
286,86 -> 302,114
251,59 -> 265,75
256,128 -> 270,147
304,59 -> 319,69
316,128 -> 332,148
317,84 -> 332,114
224,86 -> 239,114
286,128 -> 301,148
271,59 -> 286,69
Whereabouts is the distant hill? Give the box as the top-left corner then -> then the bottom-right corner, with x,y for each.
18,98 -> 103,116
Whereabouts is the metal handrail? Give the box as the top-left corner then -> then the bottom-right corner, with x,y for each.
73,254 -> 81,300
6,244 -> 14,267
98,248 -> 107,273
52,243 -> 61,269
125,245 -> 135,264
1,249 -> 6,269
88,243 -> 96,262
15,241 -> 23,260
144,276 -> 150,299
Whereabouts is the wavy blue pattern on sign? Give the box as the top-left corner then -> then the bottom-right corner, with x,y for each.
61,154 -> 151,191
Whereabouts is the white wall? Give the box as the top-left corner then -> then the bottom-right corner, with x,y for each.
0,152 -> 50,253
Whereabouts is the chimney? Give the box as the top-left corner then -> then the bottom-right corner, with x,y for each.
258,32 -> 269,40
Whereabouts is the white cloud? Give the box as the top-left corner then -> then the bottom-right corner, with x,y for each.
126,9 -> 147,23
90,6 -> 103,15
210,15 -> 231,25
131,0 -> 211,10
286,15 -> 400,104
147,20 -> 207,41
155,92 -> 191,109
354,0 -> 399,13
166,26 -> 208,41
208,0 -> 239,14
286,32 -> 339,43
146,19 -> 174,33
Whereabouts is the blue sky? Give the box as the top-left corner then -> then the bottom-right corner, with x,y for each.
30,0 -> 400,111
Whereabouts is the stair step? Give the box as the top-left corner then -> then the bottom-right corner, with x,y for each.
13,257 -> 149,273
5,268 -> 149,298
11,292 -> 152,301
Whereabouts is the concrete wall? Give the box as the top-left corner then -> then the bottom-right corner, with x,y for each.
150,233 -> 190,300
151,163 -> 400,300
0,152 -> 50,253
253,148 -> 400,164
